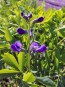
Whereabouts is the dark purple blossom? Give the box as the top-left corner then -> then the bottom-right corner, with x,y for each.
30,42 -> 40,52
17,28 -> 27,35
21,12 -> 32,20
21,12 -> 25,17
33,17 -> 44,24
21,12 -> 28,20
28,12 -> 32,18
17,28 -> 33,37
35,44 -> 47,53
10,41 -> 22,52
30,42 -> 47,53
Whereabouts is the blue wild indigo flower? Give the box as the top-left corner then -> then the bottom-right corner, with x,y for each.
21,12 -> 28,20
30,42 -> 47,53
17,28 -> 33,37
28,12 -> 32,19
30,42 -> 40,52
17,28 -> 27,35
10,41 -> 22,52
33,17 -> 44,24
35,44 -> 47,52
21,12 -> 32,20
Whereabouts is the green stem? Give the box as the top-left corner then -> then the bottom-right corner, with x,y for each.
27,21 -> 31,71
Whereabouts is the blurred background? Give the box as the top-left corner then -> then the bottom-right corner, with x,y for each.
38,0 -> 65,9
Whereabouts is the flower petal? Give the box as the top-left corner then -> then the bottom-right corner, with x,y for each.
36,44 -> 47,53
21,12 -> 25,17
28,12 -> 32,18
33,17 -> 44,24
10,41 -> 22,52
21,12 -> 28,20
30,42 -> 40,51
10,44 -> 18,52
15,41 -> 22,49
17,28 -> 27,35
30,29 -> 33,37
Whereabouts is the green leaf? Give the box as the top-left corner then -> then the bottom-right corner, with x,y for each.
59,29 -> 65,37
36,76 -> 55,87
44,8 -> 54,23
55,10 -> 63,19
0,43 -> 10,49
18,52 -> 25,71
0,69 -> 21,80
0,29 -> 5,34
2,53 -> 19,71
61,53 -> 65,63
55,57 -> 59,70
57,79 -> 64,87
54,26 -> 65,37
23,72 -> 36,83
21,18 -> 28,29
31,84 -> 39,87
5,29 -> 12,41
0,44 -> 7,49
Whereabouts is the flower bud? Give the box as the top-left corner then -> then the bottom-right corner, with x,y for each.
17,28 -> 27,35
33,17 -> 44,24
21,12 -> 28,20
28,12 -> 32,19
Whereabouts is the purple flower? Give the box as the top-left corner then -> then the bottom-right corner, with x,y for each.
33,17 -> 44,24
21,12 -> 28,20
30,42 -> 47,53
28,12 -> 32,18
21,12 -> 32,20
17,28 -> 33,37
30,42 -> 40,52
35,44 -> 47,53
17,28 -> 27,35
21,12 -> 25,17
10,41 -> 22,52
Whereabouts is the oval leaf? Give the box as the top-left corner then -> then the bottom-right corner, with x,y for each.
23,72 -> 36,83
36,76 -> 55,87
0,69 -> 21,80
18,52 -> 25,71
2,53 -> 19,71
